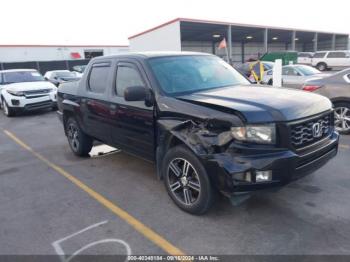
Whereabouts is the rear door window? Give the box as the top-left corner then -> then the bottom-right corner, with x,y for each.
327,52 -> 347,58
88,63 -> 110,93
282,67 -> 298,76
313,52 -> 326,58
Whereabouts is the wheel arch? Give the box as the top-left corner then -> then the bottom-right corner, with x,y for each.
331,97 -> 350,105
156,132 -> 194,180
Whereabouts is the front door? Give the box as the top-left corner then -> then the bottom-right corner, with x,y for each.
282,67 -> 301,88
109,61 -> 155,161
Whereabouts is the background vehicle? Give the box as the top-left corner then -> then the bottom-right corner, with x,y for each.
72,65 -> 87,77
44,70 -> 81,86
237,61 -> 274,78
0,69 -> 57,117
311,50 -> 350,71
260,51 -> 297,65
263,64 -> 328,88
303,68 -> 350,134
57,52 -> 338,215
297,52 -> 314,65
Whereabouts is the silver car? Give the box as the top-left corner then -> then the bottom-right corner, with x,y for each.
302,68 -> 350,134
263,64 -> 328,88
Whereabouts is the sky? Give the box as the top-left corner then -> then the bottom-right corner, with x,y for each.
1,0 -> 349,45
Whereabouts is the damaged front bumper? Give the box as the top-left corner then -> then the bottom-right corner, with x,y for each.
203,131 -> 339,195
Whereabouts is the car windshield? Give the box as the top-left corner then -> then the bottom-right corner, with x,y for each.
2,71 -> 45,84
148,55 -> 250,95
56,71 -> 77,78
296,66 -> 320,76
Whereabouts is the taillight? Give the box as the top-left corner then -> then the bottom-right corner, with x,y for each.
302,85 -> 321,92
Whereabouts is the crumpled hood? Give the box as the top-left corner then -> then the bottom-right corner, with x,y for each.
178,85 -> 332,123
1,81 -> 56,92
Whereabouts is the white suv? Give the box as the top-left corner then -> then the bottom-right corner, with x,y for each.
0,69 -> 57,117
312,50 -> 350,71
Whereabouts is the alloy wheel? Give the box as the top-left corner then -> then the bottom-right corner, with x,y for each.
167,158 -> 201,206
67,123 -> 80,152
334,107 -> 350,133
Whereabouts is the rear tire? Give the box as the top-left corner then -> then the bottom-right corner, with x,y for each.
334,102 -> 350,134
65,117 -> 93,156
162,145 -> 214,215
316,62 -> 327,71
2,98 -> 15,117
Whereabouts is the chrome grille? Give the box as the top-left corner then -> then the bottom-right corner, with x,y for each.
290,113 -> 333,149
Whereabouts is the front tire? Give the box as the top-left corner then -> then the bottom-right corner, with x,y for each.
2,98 -> 15,117
334,102 -> 350,134
65,117 -> 93,156
162,145 -> 214,215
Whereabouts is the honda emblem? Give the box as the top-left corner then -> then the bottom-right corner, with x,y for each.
312,122 -> 322,138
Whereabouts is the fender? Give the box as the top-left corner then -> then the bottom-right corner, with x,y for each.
155,118 -> 235,179
331,97 -> 350,104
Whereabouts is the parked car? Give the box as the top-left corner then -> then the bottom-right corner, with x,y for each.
302,68 -> 350,134
297,52 -> 314,65
311,50 -> 350,71
237,61 -> 274,77
0,69 -> 57,117
263,64 -> 328,88
57,52 -> 338,214
44,70 -> 81,86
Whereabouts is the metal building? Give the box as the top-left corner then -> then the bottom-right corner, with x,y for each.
129,18 -> 349,63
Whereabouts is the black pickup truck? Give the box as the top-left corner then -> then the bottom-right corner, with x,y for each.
57,52 -> 339,214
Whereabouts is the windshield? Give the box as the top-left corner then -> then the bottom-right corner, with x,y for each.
2,71 -> 45,84
296,65 -> 320,76
56,71 -> 77,78
148,55 -> 249,95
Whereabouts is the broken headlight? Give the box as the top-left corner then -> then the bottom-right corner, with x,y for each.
231,124 -> 276,144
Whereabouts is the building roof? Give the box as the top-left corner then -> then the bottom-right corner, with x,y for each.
0,45 -> 129,48
128,17 -> 349,40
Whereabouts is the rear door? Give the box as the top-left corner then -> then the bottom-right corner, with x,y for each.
81,61 -> 113,142
109,60 -> 155,161
326,51 -> 348,67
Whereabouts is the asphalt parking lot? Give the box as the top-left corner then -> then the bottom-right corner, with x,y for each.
1,110 -> 350,258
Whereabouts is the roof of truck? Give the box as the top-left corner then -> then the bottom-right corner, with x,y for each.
96,51 -> 211,60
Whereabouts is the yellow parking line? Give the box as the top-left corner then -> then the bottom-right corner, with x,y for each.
3,129 -> 185,256
339,144 -> 350,149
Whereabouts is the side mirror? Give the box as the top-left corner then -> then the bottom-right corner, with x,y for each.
124,86 -> 147,101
